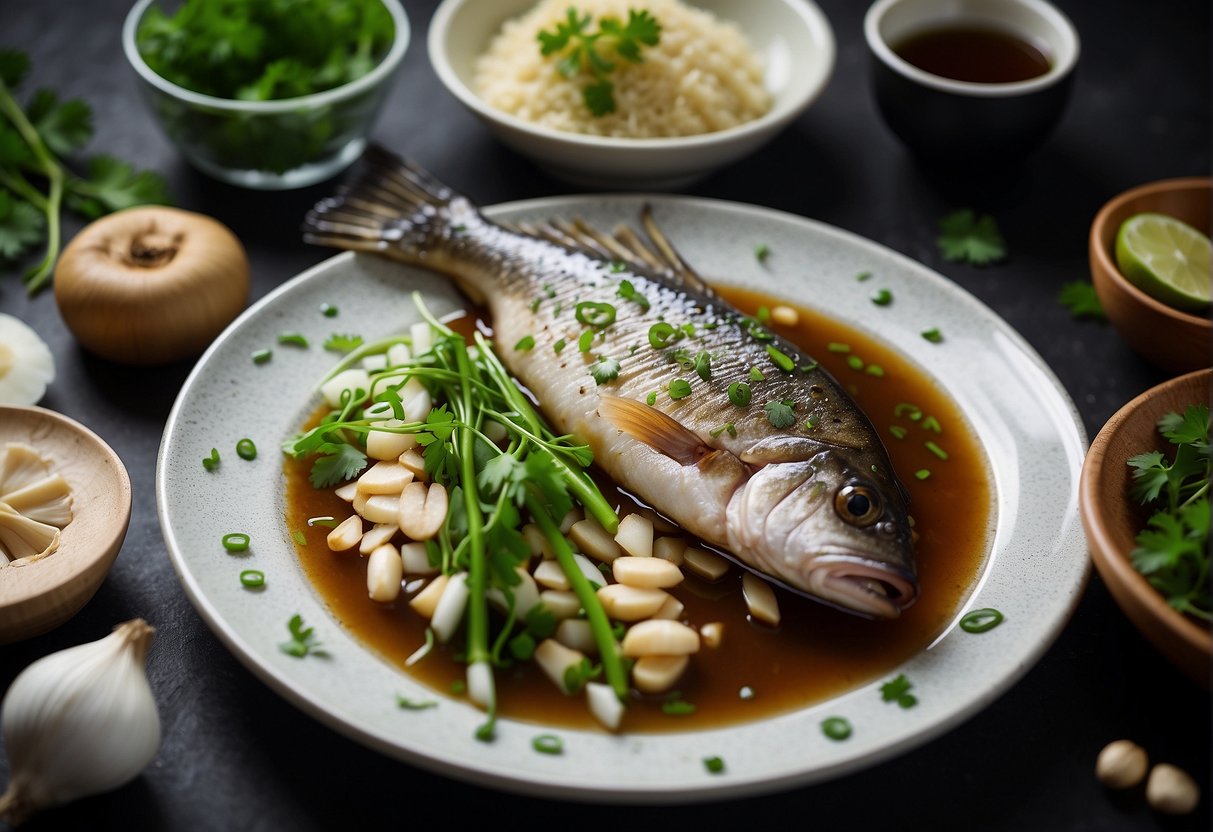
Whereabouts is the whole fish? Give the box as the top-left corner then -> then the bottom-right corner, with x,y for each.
303,146 -> 917,619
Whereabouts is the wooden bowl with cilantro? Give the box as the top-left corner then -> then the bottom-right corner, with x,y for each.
1079,368 -> 1211,689
122,0 -> 409,189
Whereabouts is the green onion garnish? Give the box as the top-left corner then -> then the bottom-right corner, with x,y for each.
648,322 -> 679,349
532,734 -> 564,755
765,344 -> 795,373
662,699 -> 696,716
668,379 -> 692,400
251,348 -> 273,365
889,425 -> 908,440
748,367 -> 765,382
222,533 -> 250,552
959,608 -> 1004,633
727,381 -> 752,407
575,301 -> 616,329
646,391 -> 657,406
514,335 -> 535,351
827,342 -> 850,353
871,289 -> 893,306
754,243 -> 770,262
821,717 -> 852,740
321,303 -> 338,318
847,355 -> 864,371
866,365 -> 885,378
856,271 -> 872,282
925,441 -> 949,460
578,330 -> 594,353
703,756 -> 726,774
554,338 -> 567,354
239,569 -> 265,588
921,328 -> 943,343
914,469 -> 931,480
236,438 -> 257,460
278,332 -> 309,348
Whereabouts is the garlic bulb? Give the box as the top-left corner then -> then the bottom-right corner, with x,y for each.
0,619 -> 160,826
0,314 -> 54,406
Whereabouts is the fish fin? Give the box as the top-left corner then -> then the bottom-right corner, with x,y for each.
597,395 -> 707,465
738,435 -> 853,465
302,144 -> 471,264
638,205 -> 717,298
505,206 -> 716,298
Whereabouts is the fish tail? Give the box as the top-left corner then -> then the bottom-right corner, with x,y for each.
302,145 -> 465,263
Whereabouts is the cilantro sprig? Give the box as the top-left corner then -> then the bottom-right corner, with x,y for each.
1127,404 -> 1211,621
538,7 -> 662,117
0,49 -> 170,293
937,209 -> 1007,266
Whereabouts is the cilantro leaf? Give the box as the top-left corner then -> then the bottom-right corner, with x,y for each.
1158,404 -> 1210,451
536,7 -> 662,117
937,209 -> 1007,265
1058,281 -> 1106,320
0,127 -> 33,167
64,155 -> 171,219
879,673 -> 918,708
0,190 -> 44,261
589,355 -> 621,385
763,400 -> 796,429
25,89 -> 93,156
323,333 -> 364,354
309,441 -> 367,488
279,614 -> 327,658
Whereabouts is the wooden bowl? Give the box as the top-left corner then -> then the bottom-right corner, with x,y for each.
0,406 -> 132,644
1079,369 -> 1211,687
1089,177 -> 1211,375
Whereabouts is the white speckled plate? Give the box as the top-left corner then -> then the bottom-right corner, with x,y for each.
157,196 -> 1088,803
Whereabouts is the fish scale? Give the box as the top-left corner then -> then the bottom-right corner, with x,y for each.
303,145 -> 919,619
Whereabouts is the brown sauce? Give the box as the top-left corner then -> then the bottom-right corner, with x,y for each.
285,287 -> 993,733
893,25 -> 1051,84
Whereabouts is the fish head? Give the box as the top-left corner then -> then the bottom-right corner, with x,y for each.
725,449 -> 917,619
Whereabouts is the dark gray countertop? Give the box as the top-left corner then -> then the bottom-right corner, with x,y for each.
1,1 -> 1209,829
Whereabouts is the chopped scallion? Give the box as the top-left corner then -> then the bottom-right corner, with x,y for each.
532,734 -> 564,755
514,335 -> 536,351
278,332 -> 309,348
821,717 -> 852,740
239,569 -> 265,588
925,441 -> 949,460
668,378 -> 692,400
252,348 -> 272,364
222,532 -> 250,552
959,608 -> 1004,633
202,448 -> 220,472
236,438 -> 257,460
727,381 -> 752,407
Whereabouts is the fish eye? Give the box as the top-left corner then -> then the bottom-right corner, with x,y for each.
835,484 -> 881,526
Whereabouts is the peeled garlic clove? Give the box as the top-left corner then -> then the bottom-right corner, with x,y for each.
0,473 -> 73,527
0,316 -> 54,406
0,501 -> 60,564
0,619 -> 160,826
0,443 -> 52,496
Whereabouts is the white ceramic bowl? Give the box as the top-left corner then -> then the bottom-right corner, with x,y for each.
427,0 -> 836,189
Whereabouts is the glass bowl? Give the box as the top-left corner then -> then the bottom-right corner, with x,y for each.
122,0 -> 410,190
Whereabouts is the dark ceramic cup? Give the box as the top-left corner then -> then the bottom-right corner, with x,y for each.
864,0 -> 1080,168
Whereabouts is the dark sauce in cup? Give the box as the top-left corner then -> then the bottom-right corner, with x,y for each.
894,25 -> 1051,83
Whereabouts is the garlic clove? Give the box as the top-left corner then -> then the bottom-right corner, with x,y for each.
0,473 -> 73,527
0,619 -> 160,826
0,316 -> 54,406
0,443 -> 52,496
0,501 -> 61,564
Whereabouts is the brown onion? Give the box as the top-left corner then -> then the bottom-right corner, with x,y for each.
53,206 -> 249,365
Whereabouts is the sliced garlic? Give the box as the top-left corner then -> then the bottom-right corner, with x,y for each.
0,315 -> 55,406
0,502 -> 61,565
0,443 -> 74,566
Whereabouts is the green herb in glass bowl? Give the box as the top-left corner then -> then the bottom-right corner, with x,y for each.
122,0 -> 409,189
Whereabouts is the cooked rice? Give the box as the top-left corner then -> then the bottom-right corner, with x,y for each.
473,0 -> 772,139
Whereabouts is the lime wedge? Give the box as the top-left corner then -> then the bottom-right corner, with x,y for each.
1114,212 -> 1212,312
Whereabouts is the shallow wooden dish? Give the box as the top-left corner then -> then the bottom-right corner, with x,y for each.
1088,177 -> 1211,375
1079,369 -> 1211,687
0,406 -> 132,644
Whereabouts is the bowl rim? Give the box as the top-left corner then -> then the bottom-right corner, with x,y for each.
0,405 -> 133,641
863,0 -> 1080,98
121,0 -> 411,113
1078,369 -> 1212,659
1088,176 -> 1213,329
426,0 -> 836,150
